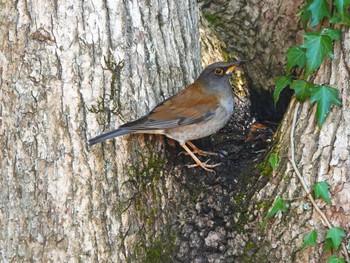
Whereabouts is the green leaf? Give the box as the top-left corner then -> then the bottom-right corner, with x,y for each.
286,46 -> 306,74
326,238 -> 334,251
301,229 -> 318,249
274,76 -> 292,106
321,28 -> 341,41
298,0 -> 313,28
290,80 -> 313,102
342,13 -> 350,25
327,255 -> 345,263
261,197 -> 286,228
302,33 -> 333,76
310,85 -> 342,126
268,153 -> 280,169
326,227 -> 346,250
330,15 -> 343,23
330,13 -> 350,25
267,196 -> 285,219
334,0 -> 350,16
314,181 -> 331,204
308,0 -> 331,26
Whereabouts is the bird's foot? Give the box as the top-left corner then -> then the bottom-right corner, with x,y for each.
192,149 -> 218,156
180,143 -> 220,172
185,141 -> 218,156
186,159 -> 221,173
178,150 -> 217,157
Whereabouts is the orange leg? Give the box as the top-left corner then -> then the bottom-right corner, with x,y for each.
180,143 -> 221,172
186,141 -> 218,156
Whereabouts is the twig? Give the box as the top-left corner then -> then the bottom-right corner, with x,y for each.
289,102 -> 349,262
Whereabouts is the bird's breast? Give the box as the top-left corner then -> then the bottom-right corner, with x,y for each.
165,92 -> 234,144
218,90 -> 234,117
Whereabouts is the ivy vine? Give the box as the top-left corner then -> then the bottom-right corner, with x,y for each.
270,0 -> 350,262
274,0 -> 349,126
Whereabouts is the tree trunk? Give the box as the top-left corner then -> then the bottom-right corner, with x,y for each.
3,0 -> 349,262
1,0 -> 201,261
201,0 -> 303,121
200,0 -> 350,262
252,35 -> 350,262
201,0 -> 303,92
203,1 -> 350,262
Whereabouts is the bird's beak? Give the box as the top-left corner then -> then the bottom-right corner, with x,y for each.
226,60 -> 244,74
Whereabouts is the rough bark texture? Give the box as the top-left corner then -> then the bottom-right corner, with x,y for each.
200,0 -> 304,92
200,0 -> 301,122
2,0 -> 349,262
197,0 -> 350,262
1,0 -> 201,261
252,34 -> 350,262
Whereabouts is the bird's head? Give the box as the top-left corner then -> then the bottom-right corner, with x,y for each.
197,60 -> 243,92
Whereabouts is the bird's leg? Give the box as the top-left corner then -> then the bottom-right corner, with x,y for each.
186,141 -> 218,156
180,143 -> 221,172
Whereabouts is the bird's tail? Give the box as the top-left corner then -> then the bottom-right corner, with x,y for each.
88,129 -> 131,146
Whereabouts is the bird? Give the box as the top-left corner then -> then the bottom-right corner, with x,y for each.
89,61 -> 243,172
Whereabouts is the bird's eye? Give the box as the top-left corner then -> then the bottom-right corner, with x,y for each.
214,68 -> 224,75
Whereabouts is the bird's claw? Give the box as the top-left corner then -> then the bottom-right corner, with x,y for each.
192,149 -> 218,157
186,159 -> 221,173
185,141 -> 218,156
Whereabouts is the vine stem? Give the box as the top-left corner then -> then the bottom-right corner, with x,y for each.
289,101 -> 349,262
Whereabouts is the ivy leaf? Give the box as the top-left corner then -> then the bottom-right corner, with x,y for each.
310,85 -> 342,126
286,46 -> 306,74
308,0 -> 331,26
326,227 -> 346,250
298,0 -> 313,28
274,76 -> 292,106
261,196 -> 286,228
327,255 -> 345,263
344,14 -> 350,25
266,196 -> 285,219
302,33 -> 333,76
334,0 -> 350,16
330,15 -> 343,23
326,238 -> 334,251
314,181 -> 331,203
268,153 -> 280,169
330,13 -> 350,25
290,80 -> 313,102
321,28 -> 341,41
301,229 -> 318,249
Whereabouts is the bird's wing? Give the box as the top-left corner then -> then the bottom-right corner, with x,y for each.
120,82 -> 219,131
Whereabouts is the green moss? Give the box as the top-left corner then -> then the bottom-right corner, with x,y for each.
239,240 -> 272,263
244,240 -> 257,254
133,225 -> 177,263
88,56 -> 125,126
234,193 -> 246,205
203,11 -> 220,24
119,146 -> 178,262
145,231 -> 176,263
186,181 -> 202,203
257,200 -> 271,211
258,160 -> 273,178
258,143 -> 281,178
127,148 -> 166,184
221,49 -> 229,61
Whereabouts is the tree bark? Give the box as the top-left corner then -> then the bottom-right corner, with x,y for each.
252,34 -> 350,262
3,0 -> 349,262
201,0 -> 304,92
1,0 -> 201,261
199,0 -> 350,262
202,1 -> 350,262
